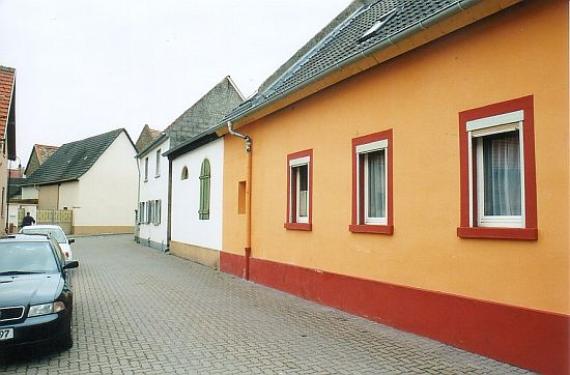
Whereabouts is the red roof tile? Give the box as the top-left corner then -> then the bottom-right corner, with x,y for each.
34,144 -> 59,164
0,66 -> 16,139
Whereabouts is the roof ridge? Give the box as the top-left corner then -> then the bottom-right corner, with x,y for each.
263,3 -> 368,98
165,76 -> 237,133
62,128 -> 123,147
24,128 -> 127,186
258,0 -> 367,94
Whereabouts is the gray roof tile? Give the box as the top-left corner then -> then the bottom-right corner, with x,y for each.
166,76 -> 244,150
24,128 -> 126,186
225,0 -> 469,122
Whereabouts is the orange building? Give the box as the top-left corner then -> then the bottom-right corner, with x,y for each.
215,1 -> 568,373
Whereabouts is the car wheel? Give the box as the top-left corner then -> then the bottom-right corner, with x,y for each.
58,324 -> 73,350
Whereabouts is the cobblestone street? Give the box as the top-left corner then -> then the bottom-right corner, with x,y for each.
1,235 -> 530,374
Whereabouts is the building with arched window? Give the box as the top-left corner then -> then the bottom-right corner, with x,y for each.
135,76 -> 243,265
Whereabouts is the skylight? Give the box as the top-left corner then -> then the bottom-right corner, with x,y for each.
359,7 -> 399,43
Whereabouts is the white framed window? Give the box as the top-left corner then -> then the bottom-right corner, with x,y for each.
152,200 -> 161,225
138,202 -> 146,224
285,149 -> 312,230
146,201 -> 152,224
144,157 -> 149,182
350,130 -> 393,234
467,111 -> 524,228
290,156 -> 310,224
155,149 -> 161,177
356,139 -> 388,225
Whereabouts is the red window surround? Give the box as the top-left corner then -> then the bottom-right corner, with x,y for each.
349,129 -> 394,235
458,95 -> 538,240
284,149 -> 313,231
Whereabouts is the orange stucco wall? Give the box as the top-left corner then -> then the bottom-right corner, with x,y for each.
223,1 -> 569,314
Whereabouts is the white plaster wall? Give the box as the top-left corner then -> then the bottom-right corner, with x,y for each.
171,137 -> 223,250
7,204 -> 36,228
74,131 -> 138,227
58,181 -> 79,210
138,138 -> 169,246
7,204 -> 18,227
21,186 -> 39,200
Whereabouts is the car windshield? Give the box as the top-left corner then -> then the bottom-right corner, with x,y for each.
0,242 -> 59,274
21,228 -> 67,244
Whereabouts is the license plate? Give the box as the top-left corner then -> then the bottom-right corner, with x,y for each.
0,328 -> 14,340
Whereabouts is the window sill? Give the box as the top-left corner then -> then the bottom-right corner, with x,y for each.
284,223 -> 312,231
457,227 -> 537,241
349,224 -> 393,235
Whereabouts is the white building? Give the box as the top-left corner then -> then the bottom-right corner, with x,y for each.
22,128 -> 138,235
166,136 -> 225,267
135,136 -> 169,251
0,66 -> 18,234
134,76 -> 243,266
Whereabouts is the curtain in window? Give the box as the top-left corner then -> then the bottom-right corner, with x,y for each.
199,159 -> 211,220
483,130 -> 521,216
297,165 -> 308,218
367,150 -> 385,218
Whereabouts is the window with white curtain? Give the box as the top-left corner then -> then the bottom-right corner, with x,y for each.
356,140 -> 388,225
467,111 -> 525,228
289,157 -> 310,224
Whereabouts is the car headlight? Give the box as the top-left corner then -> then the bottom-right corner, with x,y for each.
28,302 -> 65,317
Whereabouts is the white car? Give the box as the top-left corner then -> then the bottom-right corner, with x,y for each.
19,225 -> 75,260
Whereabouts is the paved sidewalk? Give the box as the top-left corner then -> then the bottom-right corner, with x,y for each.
1,235 -> 530,374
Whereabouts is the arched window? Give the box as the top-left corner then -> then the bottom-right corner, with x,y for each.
199,159 -> 211,220
181,166 -> 189,180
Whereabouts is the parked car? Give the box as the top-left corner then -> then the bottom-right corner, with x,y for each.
20,225 -> 75,260
0,234 -> 79,350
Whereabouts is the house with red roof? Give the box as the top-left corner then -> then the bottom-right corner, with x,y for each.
0,65 -> 18,233
24,144 -> 59,177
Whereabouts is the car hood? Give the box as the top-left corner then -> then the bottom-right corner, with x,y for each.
0,273 -> 62,307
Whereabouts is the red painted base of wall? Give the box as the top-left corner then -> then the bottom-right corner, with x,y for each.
220,251 -> 569,375
220,251 -> 246,278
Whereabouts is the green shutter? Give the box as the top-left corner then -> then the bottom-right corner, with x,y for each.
199,159 -> 211,220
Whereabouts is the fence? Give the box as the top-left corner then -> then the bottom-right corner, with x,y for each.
19,208 -> 73,234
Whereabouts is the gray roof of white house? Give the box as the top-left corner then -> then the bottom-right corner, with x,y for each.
138,76 -> 244,158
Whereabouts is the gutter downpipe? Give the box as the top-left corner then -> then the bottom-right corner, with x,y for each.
227,121 -> 252,280
225,0 -> 481,124
166,158 -> 172,253
135,155 -> 141,243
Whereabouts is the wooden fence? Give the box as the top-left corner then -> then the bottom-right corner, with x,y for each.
18,208 -> 73,234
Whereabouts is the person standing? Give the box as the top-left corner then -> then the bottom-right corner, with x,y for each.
21,212 -> 36,227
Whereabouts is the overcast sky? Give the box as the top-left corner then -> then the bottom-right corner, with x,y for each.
0,0 -> 350,168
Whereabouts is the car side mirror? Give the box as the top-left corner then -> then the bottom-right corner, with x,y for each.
68,239 -> 75,244
63,260 -> 79,269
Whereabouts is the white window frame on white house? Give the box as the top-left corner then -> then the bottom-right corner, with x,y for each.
152,200 -> 161,226
467,110 -> 525,229
144,157 -> 149,182
356,139 -> 388,225
155,149 -> 161,177
139,201 -> 146,224
289,156 -> 310,224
